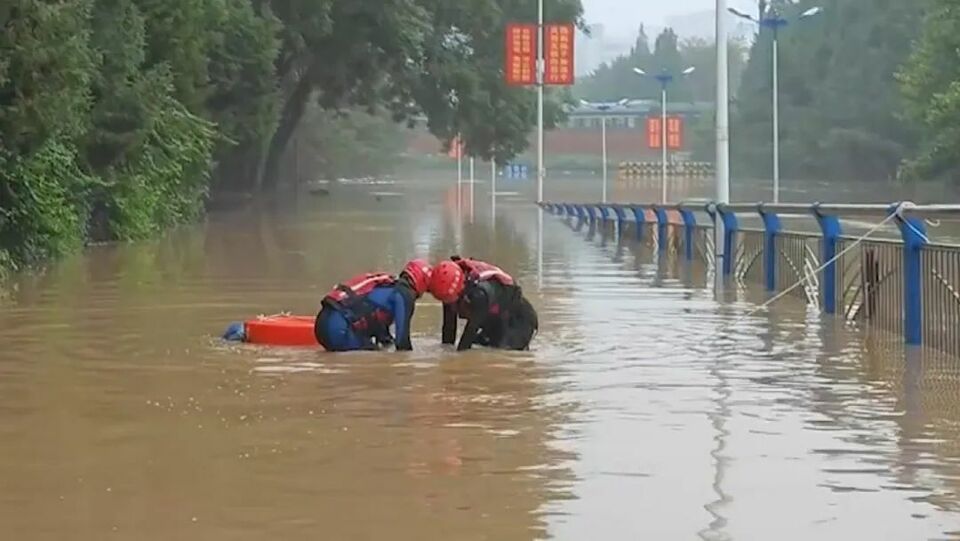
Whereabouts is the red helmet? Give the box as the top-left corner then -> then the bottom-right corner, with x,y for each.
429,260 -> 466,304
401,259 -> 432,297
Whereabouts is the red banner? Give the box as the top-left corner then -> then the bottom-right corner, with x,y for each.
544,23 -> 575,85
646,117 -> 662,149
505,23 -> 537,86
646,116 -> 683,149
667,116 -> 683,149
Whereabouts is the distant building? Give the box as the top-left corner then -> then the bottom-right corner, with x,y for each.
563,99 -> 713,130
403,99 -> 713,161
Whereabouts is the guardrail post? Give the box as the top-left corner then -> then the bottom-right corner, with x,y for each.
613,205 -> 627,237
654,206 -> 669,254
716,206 -> 738,277
759,204 -> 782,292
812,204 -> 841,315
630,206 -> 645,240
891,204 -> 928,346
679,208 -> 696,261
585,205 -> 597,223
598,205 -> 611,223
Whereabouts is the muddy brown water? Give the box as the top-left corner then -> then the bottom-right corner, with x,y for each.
2,181 -> 960,540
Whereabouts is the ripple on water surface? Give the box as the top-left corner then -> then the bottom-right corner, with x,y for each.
1,197 -> 960,540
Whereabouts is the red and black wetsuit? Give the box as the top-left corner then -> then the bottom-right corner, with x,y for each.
440,257 -> 538,351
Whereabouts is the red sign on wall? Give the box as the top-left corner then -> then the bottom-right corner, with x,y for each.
646,117 -> 683,149
646,117 -> 661,149
505,23 -> 537,86
544,23 -> 575,85
666,117 -> 683,149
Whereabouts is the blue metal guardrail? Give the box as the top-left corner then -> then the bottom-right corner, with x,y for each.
539,200 -> 960,357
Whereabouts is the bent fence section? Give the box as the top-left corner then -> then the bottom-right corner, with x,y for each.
539,200 -> 960,358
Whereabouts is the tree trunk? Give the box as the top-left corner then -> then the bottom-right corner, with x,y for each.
212,142 -> 260,194
259,65 -> 316,190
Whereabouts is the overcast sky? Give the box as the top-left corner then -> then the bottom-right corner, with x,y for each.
583,0 -> 756,38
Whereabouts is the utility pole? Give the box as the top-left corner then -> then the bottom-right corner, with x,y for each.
715,0 -> 731,292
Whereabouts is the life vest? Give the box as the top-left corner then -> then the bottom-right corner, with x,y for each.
455,258 -> 514,286
322,273 -> 397,342
324,273 -> 396,304
453,259 -> 516,319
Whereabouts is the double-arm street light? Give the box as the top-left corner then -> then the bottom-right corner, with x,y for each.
729,4 -> 823,202
579,98 -> 630,203
633,66 -> 696,203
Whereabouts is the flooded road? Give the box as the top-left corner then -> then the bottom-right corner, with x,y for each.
2,181 -> 960,540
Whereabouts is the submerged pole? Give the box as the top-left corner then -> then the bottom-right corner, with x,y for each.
715,0 -> 731,292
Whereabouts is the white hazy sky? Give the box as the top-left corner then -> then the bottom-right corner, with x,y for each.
583,0 -> 757,37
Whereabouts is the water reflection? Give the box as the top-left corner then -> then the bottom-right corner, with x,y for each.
3,182 -> 960,539
0,187 -> 576,540
539,203 -> 960,539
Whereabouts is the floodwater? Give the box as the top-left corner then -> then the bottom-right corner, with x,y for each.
2,179 -> 960,540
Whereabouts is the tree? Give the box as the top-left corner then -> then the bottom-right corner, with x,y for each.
898,0 -> 958,182
732,0 -> 923,182
575,27 -> 747,104
0,1 -> 96,264
294,106 -> 409,180
0,0 -> 587,272
258,0 -> 583,187
204,0 -> 281,192
257,0 -> 430,188
410,0 -> 582,162
575,24 -> 656,101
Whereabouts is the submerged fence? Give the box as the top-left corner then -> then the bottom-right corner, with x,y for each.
539,200 -> 960,357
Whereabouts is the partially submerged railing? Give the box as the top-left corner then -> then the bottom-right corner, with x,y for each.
539,200 -> 960,356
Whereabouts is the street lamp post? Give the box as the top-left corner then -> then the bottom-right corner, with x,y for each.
716,0 -> 731,292
536,0 -> 544,203
729,5 -> 822,203
491,157 -> 497,221
633,66 -> 695,204
449,90 -> 462,214
456,134 -> 462,212
580,98 -> 630,203
469,156 -> 475,223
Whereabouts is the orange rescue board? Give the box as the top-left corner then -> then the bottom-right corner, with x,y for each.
244,315 -> 319,347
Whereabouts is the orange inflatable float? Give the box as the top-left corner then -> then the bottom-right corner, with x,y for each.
222,314 -> 320,347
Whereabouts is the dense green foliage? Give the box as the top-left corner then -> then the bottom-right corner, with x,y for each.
732,0 -> 923,182
898,0 -> 960,182
293,106 -> 409,180
11,0 -> 958,275
576,27 -> 748,105
575,26 -> 747,161
0,0 -> 583,271
577,2 -> 959,184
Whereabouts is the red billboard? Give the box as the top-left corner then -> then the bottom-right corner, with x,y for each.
505,23 -> 537,86
544,23 -> 575,85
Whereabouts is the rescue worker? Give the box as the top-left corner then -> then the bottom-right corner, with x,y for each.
428,256 -> 538,351
314,259 -> 432,352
